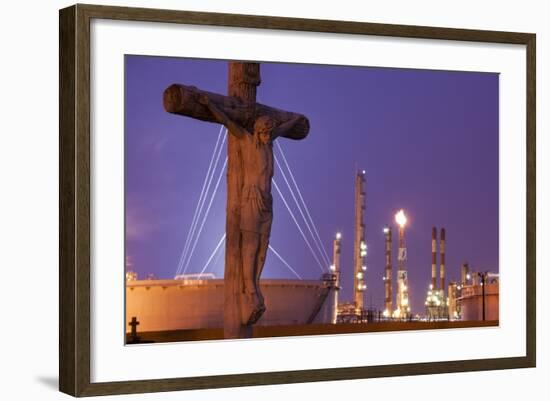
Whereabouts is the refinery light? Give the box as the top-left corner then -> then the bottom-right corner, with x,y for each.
395,209 -> 407,227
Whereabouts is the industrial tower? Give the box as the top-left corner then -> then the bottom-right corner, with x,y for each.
395,209 -> 410,319
425,227 -> 448,320
431,227 -> 437,289
328,232 -> 343,324
353,170 -> 367,314
332,232 -> 342,288
440,228 -> 446,293
330,232 -> 342,310
383,225 -> 392,317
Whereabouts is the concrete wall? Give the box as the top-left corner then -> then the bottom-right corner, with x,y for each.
458,283 -> 499,321
126,279 -> 336,332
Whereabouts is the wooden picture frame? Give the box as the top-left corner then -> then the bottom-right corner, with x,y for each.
59,3 -> 536,397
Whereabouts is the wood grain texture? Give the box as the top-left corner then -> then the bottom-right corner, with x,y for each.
525,34 -> 536,368
75,4 -> 92,396
59,3 -> 537,397
223,62 -> 257,339
77,3 -> 533,44
59,5 -> 76,396
76,356 -> 533,397
59,4 -> 92,396
163,83 -> 309,140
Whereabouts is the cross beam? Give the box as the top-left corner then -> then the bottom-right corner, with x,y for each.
164,84 -> 309,140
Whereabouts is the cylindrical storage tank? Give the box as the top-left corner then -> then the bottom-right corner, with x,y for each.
458,283 -> 499,321
126,279 -> 335,332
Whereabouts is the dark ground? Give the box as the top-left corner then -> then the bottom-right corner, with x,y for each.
126,320 -> 499,344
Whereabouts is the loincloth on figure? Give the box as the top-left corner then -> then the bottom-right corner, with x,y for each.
240,185 -> 273,234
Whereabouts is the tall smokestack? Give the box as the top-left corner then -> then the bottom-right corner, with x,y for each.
383,226 -> 392,316
395,209 -> 409,318
431,227 -> 437,289
332,232 -> 342,287
440,228 -> 446,293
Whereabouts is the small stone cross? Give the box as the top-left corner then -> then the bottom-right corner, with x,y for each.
128,316 -> 140,343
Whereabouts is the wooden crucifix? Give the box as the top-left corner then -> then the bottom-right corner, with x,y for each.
163,62 -> 310,339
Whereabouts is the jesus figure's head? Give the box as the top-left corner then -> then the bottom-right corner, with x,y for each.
254,116 -> 276,145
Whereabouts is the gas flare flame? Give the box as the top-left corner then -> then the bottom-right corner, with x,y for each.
395,209 -> 407,227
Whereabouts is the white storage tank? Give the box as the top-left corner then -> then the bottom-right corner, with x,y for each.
126,278 -> 337,333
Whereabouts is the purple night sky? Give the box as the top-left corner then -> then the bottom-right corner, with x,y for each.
125,55 -> 499,314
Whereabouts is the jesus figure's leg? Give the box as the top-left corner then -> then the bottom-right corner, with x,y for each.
240,230 -> 266,325
254,235 -> 269,306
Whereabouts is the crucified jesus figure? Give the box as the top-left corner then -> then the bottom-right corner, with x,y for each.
163,63 -> 309,338
199,94 -> 301,325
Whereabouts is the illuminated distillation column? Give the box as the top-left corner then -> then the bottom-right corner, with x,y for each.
440,228 -> 446,296
331,232 -> 342,287
353,170 -> 367,312
395,209 -> 409,318
383,226 -> 392,317
431,227 -> 437,290
330,232 -> 342,324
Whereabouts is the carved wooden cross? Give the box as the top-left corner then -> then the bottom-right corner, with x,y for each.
164,62 -> 309,339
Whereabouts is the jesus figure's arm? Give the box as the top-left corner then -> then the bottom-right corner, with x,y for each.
272,115 -> 302,139
199,94 -> 250,139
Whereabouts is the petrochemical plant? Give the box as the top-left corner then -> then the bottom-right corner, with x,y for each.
334,170 -> 499,324
126,169 -> 499,336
